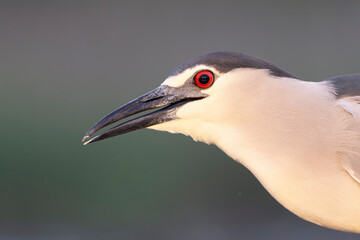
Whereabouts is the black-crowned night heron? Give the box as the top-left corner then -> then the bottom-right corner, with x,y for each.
82,51 -> 360,233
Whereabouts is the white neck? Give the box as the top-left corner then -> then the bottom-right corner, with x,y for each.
151,69 -> 360,231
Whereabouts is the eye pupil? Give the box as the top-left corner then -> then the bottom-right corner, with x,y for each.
199,74 -> 210,84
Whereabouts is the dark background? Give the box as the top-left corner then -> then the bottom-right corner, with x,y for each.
1,1 -> 360,239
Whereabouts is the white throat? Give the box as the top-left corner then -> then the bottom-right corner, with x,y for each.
150,68 -> 360,231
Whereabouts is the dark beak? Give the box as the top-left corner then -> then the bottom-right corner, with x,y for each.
82,85 -> 206,145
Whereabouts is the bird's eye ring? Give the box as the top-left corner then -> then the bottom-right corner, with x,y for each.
194,70 -> 214,89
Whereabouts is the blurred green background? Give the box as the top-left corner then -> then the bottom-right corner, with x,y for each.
1,0 -> 360,239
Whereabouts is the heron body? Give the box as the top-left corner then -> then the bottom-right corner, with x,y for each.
83,52 -> 360,233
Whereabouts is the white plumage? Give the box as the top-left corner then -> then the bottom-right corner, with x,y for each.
153,67 -> 360,233
84,52 -> 360,233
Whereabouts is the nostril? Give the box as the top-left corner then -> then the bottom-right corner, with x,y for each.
142,96 -> 164,103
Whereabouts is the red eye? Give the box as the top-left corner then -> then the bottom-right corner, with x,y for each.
194,70 -> 214,89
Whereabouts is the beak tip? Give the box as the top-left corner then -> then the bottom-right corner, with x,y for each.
82,135 -> 89,142
83,138 -> 93,145
83,135 -> 100,145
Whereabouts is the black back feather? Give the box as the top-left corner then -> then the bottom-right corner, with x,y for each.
324,74 -> 360,98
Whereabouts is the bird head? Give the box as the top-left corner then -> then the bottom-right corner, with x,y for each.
82,51 -> 294,145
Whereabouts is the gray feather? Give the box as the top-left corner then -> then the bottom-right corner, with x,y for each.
324,74 -> 360,98
170,51 -> 296,79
